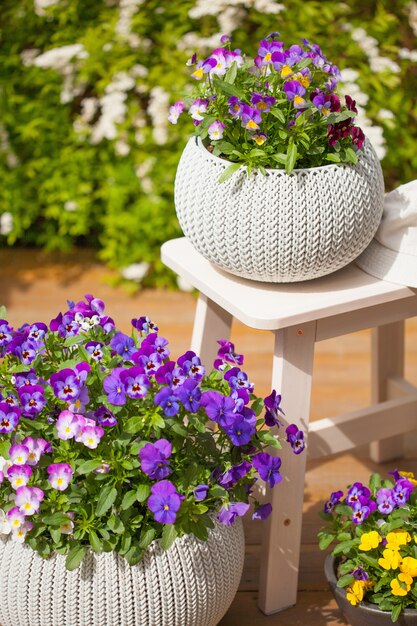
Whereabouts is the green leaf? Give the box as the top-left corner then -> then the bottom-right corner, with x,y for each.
136,484 -> 151,502
337,574 -> 355,588
76,459 -> 103,475
224,62 -> 237,84
161,524 -> 178,551
269,108 -> 286,124
325,153 -> 341,163
171,422 -> 188,437
42,512 -> 73,526
219,162 -> 241,183
138,527 -> 156,550
285,140 -> 298,174
251,397 -> 264,416
344,147 -> 358,164
212,77 -> 245,99
50,527 -> 62,544
0,439 -> 10,458
326,111 -> 355,124
151,413 -> 165,429
63,335 -> 84,347
318,532 -> 335,550
216,141 -> 235,155
124,544 -> 144,566
121,490 -> 137,510
271,153 -> 287,165
89,530 -> 102,552
0,305 -> 7,319
124,415 -> 143,434
107,514 -> 125,534
95,485 -> 117,516
296,57 -> 312,70
66,545 -> 86,571
391,604 -> 402,623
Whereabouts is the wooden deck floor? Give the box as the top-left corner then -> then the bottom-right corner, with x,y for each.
1,248 -> 417,626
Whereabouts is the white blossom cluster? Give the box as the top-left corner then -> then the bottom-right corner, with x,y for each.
115,0 -> 144,48
349,26 -> 400,74
181,0 -> 284,52
33,0 -> 60,17
147,87 -> 170,146
0,124 -> 19,169
339,68 -> 386,160
409,1 -> 417,37
25,44 -> 88,104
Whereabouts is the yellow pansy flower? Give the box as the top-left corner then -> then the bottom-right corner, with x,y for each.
378,548 -> 402,570
391,572 -> 413,596
385,530 -> 411,551
359,530 -> 382,551
399,471 -> 417,486
400,556 -> 417,578
346,580 -> 367,606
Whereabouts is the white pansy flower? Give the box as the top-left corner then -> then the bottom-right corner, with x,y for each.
0,510 -> 11,536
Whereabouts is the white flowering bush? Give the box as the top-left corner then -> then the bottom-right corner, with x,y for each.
0,0 -> 416,285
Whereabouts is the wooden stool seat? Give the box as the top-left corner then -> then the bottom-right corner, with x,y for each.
161,237 -> 417,615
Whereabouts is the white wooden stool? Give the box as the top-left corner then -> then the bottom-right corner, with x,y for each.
161,237 -> 417,615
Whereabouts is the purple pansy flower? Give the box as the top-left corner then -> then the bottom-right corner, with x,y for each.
15,485 -> 44,515
241,105 -> 262,131
225,415 -> 255,446
218,461 -> 252,489
132,347 -> 163,376
252,452 -> 282,488
103,368 -> 127,406
147,480 -> 182,524
22,436 -> 51,465
346,482 -> 371,508
264,390 -> 285,428
352,567 -> 369,581
7,464 -> 33,490
120,367 -> 150,399
256,38 -> 283,66
27,322 -> 48,342
0,320 -> 13,350
218,501 -> 250,526
7,507 -> 26,530
283,80 -> 306,108
285,424 -> 305,454
131,316 -> 158,334
79,425 -> 104,449
155,361 -> 186,388
393,478 -> 414,506
174,379 -> 201,412
228,96 -> 244,118
139,439 -> 173,480
50,368 -> 82,402
85,341 -> 105,361
142,333 -> 170,359
200,391 -> 236,428
194,484 -> 209,501
110,332 -> 136,360
376,488 -> 397,514
0,403 -> 21,433
94,406 -> 117,427
208,120 -> 225,140
154,387 -> 180,417
47,463 -> 73,491
224,367 -> 254,392
351,497 -> 376,524
252,503 -> 272,521
18,384 -> 46,416
251,92 -> 276,112
324,490 -> 343,514
216,339 -> 244,367
56,410 -> 83,440
168,100 -> 184,124
189,98 -> 208,121
177,351 -> 205,380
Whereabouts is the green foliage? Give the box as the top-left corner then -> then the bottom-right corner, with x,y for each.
0,1 -> 416,284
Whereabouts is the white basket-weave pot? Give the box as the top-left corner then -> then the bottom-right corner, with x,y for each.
174,137 -> 384,282
0,518 -> 244,626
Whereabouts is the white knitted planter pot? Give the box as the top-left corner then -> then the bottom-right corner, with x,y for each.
174,137 -> 384,282
0,518 -> 244,626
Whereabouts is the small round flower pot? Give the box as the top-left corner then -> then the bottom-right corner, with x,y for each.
174,137 -> 384,283
0,517 -> 244,626
325,554 -> 417,626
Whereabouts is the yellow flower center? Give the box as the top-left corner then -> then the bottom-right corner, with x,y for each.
246,120 -> 258,130
281,65 -> 293,78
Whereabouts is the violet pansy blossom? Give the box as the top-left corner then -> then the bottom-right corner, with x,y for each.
56,410 -> 83,440
47,463 -> 73,491
323,490 -> 343,514
131,316 -> 158,334
283,80 -> 306,108
200,391 -> 236,428
18,384 -> 46,416
252,452 -> 282,488
264,390 -> 285,428
177,351 -> 205,380
376,488 -> 397,514
218,501 -> 250,526
285,424 -> 305,454
120,367 -> 150,399
78,425 -> 104,449
110,332 -> 136,360
7,464 -> 33,490
252,503 -> 272,521
94,406 -> 117,427
215,339 -> 244,368
85,341 -> 105,361
0,403 -> 21,434
103,368 -> 127,406
241,105 -> 261,131
50,368 -> 82,402
147,480 -> 182,524
208,120 -> 225,141
168,101 -> 184,124
189,98 -> 208,121
139,439 -> 172,480
154,387 -> 180,417
228,96 -> 244,118
174,378 -> 201,412
9,444 -> 30,465
7,507 -> 26,530
15,485 -> 44,515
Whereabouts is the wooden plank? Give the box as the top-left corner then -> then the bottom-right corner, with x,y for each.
191,293 -> 233,367
308,395 -> 417,460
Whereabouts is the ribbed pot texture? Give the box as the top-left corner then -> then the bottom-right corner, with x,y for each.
325,554 -> 417,626
174,137 -> 384,283
0,518 -> 244,626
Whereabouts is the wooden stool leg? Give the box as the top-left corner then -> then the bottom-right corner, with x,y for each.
258,321 -> 316,615
370,321 -> 405,463
191,294 -> 233,368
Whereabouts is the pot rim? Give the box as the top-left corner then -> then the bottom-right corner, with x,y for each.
193,136 -> 366,175
325,553 -> 417,616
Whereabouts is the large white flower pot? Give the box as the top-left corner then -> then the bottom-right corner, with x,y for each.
174,137 -> 384,282
0,518 -> 244,626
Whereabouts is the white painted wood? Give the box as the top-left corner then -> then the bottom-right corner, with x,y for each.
191,294 -> 233,368
388,377 -> 417,398
316,299 -> 417,341
370,322 -> 405,462
161,238 -> 415,331
308,395 -> 417,460
258,322 -> 316,615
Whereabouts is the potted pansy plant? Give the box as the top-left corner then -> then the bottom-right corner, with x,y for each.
319,470 -> 417,625
171,31 -> 384,283
0,295 -> 303,626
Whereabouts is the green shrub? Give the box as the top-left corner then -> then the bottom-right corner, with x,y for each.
0,0 -> 416,287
